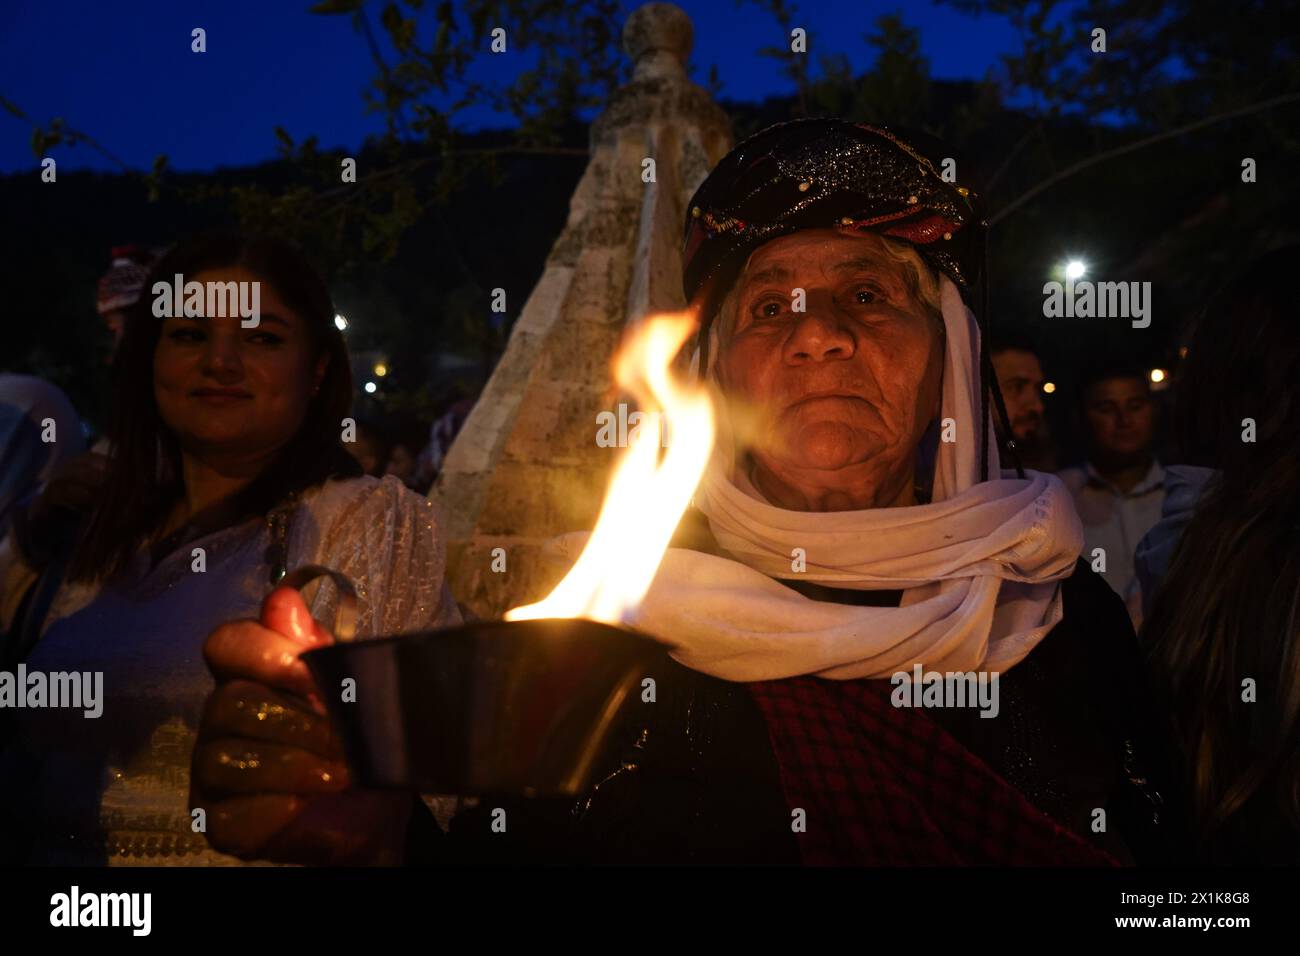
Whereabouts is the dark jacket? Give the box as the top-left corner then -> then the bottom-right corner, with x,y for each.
421,536 -> 1174,865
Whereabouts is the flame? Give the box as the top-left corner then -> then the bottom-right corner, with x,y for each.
506,311 -> 715,626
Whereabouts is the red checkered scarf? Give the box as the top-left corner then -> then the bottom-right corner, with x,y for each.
748,676 -> 1119,865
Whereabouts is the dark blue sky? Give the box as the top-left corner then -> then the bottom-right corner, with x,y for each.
0,0 -> 1022,175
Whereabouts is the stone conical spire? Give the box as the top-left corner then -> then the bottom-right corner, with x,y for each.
434,2 -> 732,619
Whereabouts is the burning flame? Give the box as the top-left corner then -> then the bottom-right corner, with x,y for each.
506,311 -> 716,626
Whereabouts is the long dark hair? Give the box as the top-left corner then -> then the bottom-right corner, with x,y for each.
1143,244 -> 1300,855
67,233 -> 362,584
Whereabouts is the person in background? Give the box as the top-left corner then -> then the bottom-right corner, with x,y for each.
989,332 -> 1056,471
384,415 -> 435,493
0,245 -> 153,632
97,245 -> 158,362
0,233 -> 458,865
0,245 -> 149,523
345,417 -> 393,477
1140,246 -> 1299,864
0,374 -> 88,536
87,245 -> 161,458
1057,364 -> 1164,627
424,397 -> 475,481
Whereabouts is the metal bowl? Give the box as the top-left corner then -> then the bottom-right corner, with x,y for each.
301,617 -> 668,798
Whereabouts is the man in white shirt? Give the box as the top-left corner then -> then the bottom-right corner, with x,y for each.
1058,365 -> 1164,627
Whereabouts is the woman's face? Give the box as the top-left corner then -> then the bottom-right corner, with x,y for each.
154,265 -> 326,461
715,229 -> 944,509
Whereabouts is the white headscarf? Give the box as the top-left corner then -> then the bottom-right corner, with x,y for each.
556,274 -> 1084,681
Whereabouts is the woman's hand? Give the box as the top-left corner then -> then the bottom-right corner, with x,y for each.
191,586 -> 412,865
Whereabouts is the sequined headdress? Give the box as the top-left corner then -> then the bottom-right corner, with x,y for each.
683,120 -> 984,352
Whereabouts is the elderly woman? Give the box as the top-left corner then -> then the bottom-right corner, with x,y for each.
194,122 -> 1168,865
0,233 -> 458,865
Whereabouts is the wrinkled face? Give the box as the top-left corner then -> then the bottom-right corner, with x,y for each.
1082,376 -> 1154,460
715,229 -> 944,483
991,349 -> 1046,440
153,266 -> 326,460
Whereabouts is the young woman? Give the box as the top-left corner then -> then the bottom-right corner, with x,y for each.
0,233 -> 459,865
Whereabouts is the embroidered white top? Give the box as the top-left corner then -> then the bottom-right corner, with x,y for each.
0,475 -> 459,865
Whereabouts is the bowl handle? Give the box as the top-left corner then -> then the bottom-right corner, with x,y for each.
277,564 -> 359,643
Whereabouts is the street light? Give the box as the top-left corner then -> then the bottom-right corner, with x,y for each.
335,313 -> 349,331
364,381 -> 377,394
1065,260 -> 1086,281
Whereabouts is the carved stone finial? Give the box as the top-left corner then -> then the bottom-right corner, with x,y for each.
436,0 -> 734,620
623,2 -> 693,78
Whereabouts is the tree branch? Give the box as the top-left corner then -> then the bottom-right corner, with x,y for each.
985,120 -> 1042,192
989,92 -> 1300,227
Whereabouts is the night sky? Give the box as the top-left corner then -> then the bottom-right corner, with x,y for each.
0,0 -> 1022,174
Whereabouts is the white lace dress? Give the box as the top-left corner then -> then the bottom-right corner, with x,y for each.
0,476 -> 460,865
